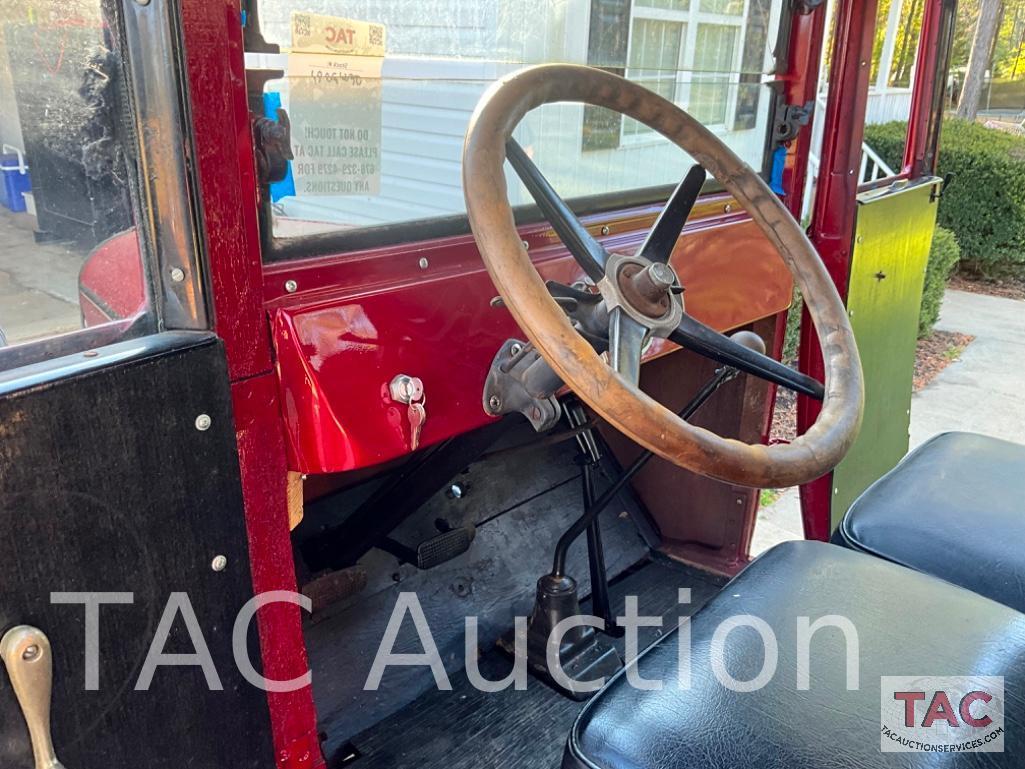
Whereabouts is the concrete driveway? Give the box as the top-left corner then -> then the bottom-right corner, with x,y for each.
0,209 -> 85,346
752,288 -> 1025,555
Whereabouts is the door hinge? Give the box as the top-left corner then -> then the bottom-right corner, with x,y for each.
772,96 -> 815,144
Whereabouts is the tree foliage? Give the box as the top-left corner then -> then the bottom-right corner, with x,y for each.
951,0 -> 1025,80
865,119 -> 1025,277
871,0 -> 926,87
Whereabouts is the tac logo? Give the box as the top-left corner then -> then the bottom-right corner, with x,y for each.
323,26 -> 357,45
881,676 -> 1005,752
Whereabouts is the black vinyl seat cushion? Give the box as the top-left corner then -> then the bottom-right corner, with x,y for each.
564,540 -> 1025,769
835,431 -> 1025,613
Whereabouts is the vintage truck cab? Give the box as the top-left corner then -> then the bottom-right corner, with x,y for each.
3,1 -> 1023,768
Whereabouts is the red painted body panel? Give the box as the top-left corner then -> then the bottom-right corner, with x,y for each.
231,373 -> 323,769
798,0 -> 880,541
903,0 -> 949,179
77,229 -> 145,324
759,3 -> 827,461
179,2 -> 322,766
779,8 -> 829,225
181,0 -> 271,381
266,205 -> 793,474
798,0 -> 947,540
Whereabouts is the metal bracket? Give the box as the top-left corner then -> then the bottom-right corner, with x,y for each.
930,172 -> 955,203
483,339 -> 563,432
772,94 -> 814,144
241,0 -> 281,54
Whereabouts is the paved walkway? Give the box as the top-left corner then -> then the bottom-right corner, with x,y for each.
0,209 -> 85,346
751,288 -> 1025,555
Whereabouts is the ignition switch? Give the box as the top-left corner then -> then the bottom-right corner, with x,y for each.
389,375 -> 427,451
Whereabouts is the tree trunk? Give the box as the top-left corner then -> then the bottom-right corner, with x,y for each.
957,0 -> 1003,120
893,0 -> 921,85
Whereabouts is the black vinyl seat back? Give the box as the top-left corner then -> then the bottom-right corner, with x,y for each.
835,431 -> 1025,613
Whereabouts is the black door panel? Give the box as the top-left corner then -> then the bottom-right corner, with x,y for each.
0,332 -> 274,768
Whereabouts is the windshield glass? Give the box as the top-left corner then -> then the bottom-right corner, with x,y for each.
250,0 -> 785,244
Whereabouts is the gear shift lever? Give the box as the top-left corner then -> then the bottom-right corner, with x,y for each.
503,330 -> 767,699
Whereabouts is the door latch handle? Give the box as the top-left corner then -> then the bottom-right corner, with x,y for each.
1,626 -> 66,769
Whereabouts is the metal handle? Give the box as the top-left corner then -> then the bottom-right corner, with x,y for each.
1,143 -> 28,173
1,626 -> 66,769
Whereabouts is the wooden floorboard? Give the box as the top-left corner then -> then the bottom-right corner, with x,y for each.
307,430 -> 652,742
335,559 -> 726,769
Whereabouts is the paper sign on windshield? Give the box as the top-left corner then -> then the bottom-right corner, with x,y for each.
291,13 -> 386,57
288,13 -> 384,196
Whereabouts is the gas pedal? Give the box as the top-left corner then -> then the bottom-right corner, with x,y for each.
416,526 -> 476,569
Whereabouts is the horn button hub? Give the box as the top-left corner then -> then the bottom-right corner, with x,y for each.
597,253 -> 685,338
619,261 -> 677,318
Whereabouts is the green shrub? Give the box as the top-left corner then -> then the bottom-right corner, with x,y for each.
919,225 -> 961,338
863,118 -> 1025,277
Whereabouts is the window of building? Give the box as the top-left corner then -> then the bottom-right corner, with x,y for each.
251,0 -> 784,250
624,18 -> 687,136
690,23 -> 740,125
621,0 -> 747,141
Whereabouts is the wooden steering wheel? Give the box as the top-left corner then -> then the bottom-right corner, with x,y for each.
462,65 -> 863,488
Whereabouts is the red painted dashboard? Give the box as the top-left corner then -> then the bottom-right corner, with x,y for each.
262,193 -> 793,474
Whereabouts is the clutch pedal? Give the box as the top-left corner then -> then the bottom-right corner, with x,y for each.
302,566 -> 368,613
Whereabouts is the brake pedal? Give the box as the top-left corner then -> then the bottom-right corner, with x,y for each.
416,526 -> 476,569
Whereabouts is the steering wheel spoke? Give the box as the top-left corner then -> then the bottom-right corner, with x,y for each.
637,164 -> 706,264
669,314 -> 825,400
608,308 -> 648,386
506,140 -> 610,282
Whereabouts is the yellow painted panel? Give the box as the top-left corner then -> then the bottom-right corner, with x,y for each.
830,178 -> 942,530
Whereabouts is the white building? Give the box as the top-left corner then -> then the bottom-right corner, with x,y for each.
253,0 -> 786,234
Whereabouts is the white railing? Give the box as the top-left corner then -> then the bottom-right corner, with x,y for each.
803,143 -> 893,222
866,88 -> 915,124
802,93 -> 902,221
803,142 -> 897,222
860,142 -> 897,183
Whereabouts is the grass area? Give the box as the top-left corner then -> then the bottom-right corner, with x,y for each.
782,288 -> 803,364
759,488 -> 782,507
